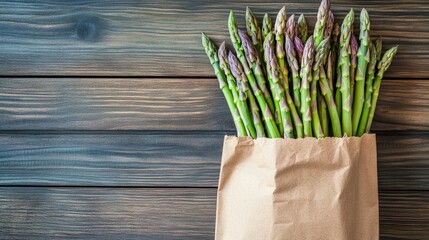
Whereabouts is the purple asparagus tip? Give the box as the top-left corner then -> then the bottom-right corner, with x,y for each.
351,34 -> 358,65
294,36 -> 305,60
238,29 -> 259,65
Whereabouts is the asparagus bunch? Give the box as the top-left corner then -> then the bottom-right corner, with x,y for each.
202,0 -> 398,139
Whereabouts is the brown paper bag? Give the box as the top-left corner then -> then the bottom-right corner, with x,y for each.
215,134 -> 378,240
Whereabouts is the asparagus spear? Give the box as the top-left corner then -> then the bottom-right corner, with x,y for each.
357,42 -> 376,136
274,7 -> 289,91
229,11 -> 277,124
228,51 -> 266,138
201,33 -> 247,136
352,8 -> 370,136
319,89 -> 329,137
311,37 -> 331,138
262,13 -> 273,41
298,14 -> 308,43
228,51 -> 280,138
264,34 -> 295,138
365,46 -> 398,133
238,29 -> 276,115
246,7 -> 264,62
271,33 -> 304,138
332,22 -> 342,118
300,36 -> 315,137
350,34 -> 358,108
327,51 -> 334,91
339,9 -> 354,136
286,35 -> 302,110
319,66 -> 342,137
286,14 -> 297,39
294,36 -> 305,62
375,37 -> 383,61
218,42 -> 257,138
314,0 -> 330,48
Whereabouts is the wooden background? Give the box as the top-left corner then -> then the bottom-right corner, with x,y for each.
0,0 -> 428,239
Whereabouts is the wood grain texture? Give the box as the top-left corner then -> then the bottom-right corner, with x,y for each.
0,187 -> 427,239
1,132 -> 427,190
0,0 -> 427,77
0,78 -> 427,131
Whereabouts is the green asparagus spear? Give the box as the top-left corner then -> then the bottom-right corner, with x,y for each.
311,37 -> 331,138
285,35 -> 302,110
319,89 -> 329,137
300,36 -> 315,137
327,51 -> 334,91
218,42 -> 257,138
365,46 -> 398,133
352,8 -> 370,136
339,9 -> 354,136
201,33 -> 247,136
246,7 -> 264,62
264,34 -> 295,138
357,42 -> 376,136
375,37 -> 383,62
314,0 -> 330,48
262,13 -> 273,41
319,66 -> 342,137
238,29 -> 276,115
298,14 -> 308,43
333,22 -> 342,118
228,51 -> 266,138
350,34 -> 358,108
228,51 -> 280,138
274,6 -> 289,91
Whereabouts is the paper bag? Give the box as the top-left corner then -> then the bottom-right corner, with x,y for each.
215,134 -> 378,240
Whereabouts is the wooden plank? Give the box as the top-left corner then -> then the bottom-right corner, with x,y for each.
1,132 -> 428,190
0,78 -> 427,131
0,0 -> 427,78
0,187 -> 427,239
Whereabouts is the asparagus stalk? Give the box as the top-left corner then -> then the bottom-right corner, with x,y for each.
319,66 -> 342,137
375,37 -> 383,61
314,0 -> 330,48
327,51 -> 334,91
297,14 -> 308,43
311,37 -> 331,138
238,29 -> 276,115
264,34 -> 295,138
352,8 -> 370,136
228,51 -> 266,138
300,36 -> 315,137
228,51 -> 280,138
201,33 -> 247,136
274,7 -> 289,91
246,7 -> 264,62
229,11 -> 278,129
350,34 -> 358,108
357,42 -> 376,136
333,22 -> 342,118
218,42 -> 257,138
262,13 -> 273,41
365,46 -> 398,133
275,33 -> 304,138
339,9 -> 354,136
286,36 -> 302,110
286,14 -> 296,39
319,89 -> 329,137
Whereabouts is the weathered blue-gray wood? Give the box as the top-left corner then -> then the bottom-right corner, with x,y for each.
0,78 -> 427,131
0,187 -> 427,239
0,0 -> 427,77
1,132 -> 428,190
